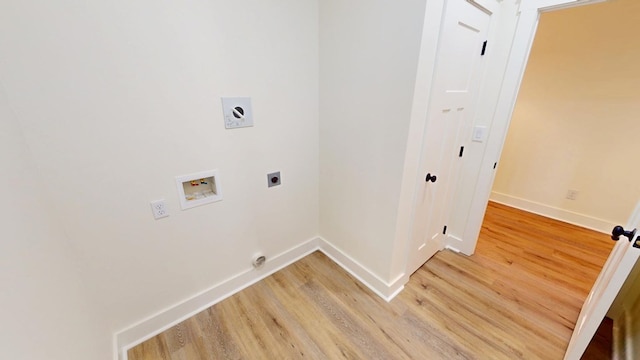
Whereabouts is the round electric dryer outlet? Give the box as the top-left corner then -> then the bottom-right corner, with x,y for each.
267,171 -> 281,187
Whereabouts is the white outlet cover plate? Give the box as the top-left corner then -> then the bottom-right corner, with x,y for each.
221,97 -> 253,129
150,199 -> 169,219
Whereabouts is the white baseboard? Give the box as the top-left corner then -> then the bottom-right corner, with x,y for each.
317,237 -> 406,302
444,234 -> 468,254
114,236 -> 408,359
114,237 -> 320,360
444,244 -> 461,253
490,191 -> 616,235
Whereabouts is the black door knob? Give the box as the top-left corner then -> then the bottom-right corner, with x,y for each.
611,225 -> 636,241
425,173 -> 437,183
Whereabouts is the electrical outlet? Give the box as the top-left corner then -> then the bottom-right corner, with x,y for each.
566,189 -> 579,201
150,199 -> 169,219
267,171 -> 281,187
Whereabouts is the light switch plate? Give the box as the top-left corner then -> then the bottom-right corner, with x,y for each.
221,97 -> 253,129
472,126 -> 487,142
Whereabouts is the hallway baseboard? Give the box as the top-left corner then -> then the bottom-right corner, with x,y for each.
490,191 -> 615,234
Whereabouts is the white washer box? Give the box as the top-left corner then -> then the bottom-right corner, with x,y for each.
175,169 -> 223,210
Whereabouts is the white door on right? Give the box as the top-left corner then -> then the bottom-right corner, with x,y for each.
407,0 -> 495,275
564,200 -> 640,360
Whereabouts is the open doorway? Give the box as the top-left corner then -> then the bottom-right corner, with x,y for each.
479,0 -> 640,358
489,0 -> 640,234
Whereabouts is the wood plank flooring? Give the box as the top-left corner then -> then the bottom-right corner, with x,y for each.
582,317 -> 613,360
128,201 -> 614,359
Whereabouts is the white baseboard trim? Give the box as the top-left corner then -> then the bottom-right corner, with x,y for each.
490,191 -> 616,235
443,234 -> 463,252
317,237 -> 406,302
114,237 -> 320,360
444,244 -> 461,253
114,235 -> 409,359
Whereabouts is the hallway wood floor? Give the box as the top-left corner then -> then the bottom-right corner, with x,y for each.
128,202 -> 614,359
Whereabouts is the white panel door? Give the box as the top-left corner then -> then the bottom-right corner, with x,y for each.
564,201 -> 640,360
408,0 -> 493,275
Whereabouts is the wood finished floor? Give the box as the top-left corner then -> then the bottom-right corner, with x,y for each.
582,317 -> 613,360
129,202 -> 614,359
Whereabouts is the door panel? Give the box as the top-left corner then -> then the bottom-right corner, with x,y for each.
408,0 -> 493,275
445,11 -> 488,90
564,201 -> 640,360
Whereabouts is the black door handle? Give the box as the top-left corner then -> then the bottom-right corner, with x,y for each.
425,173 -> 437,183
611,225 -> 636,241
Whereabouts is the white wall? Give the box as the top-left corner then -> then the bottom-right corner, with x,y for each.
319,0 -> 427,283
0,85 -> 108,358
0,0 -> 319,357
491,0 -> 640,232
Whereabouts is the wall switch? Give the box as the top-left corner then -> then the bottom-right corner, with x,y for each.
150,199 -> 169,219
472,126 -> 487,142
566,189 -> 579,201
221,97 -> 253,129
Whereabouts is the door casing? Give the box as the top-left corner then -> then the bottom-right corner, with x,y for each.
398,0 -> 608,272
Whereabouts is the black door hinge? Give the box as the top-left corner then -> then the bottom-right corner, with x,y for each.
459,146 -> 465,157
443,225 -> 448,235
481,40 -> 488,56
493,162 -> 497,169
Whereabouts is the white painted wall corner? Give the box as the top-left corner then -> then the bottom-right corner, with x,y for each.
317,237 -> 406,302
114,236 -> 407,359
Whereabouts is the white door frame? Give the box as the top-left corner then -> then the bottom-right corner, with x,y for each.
397,0 -> 608,288
459,0 -> 610,255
